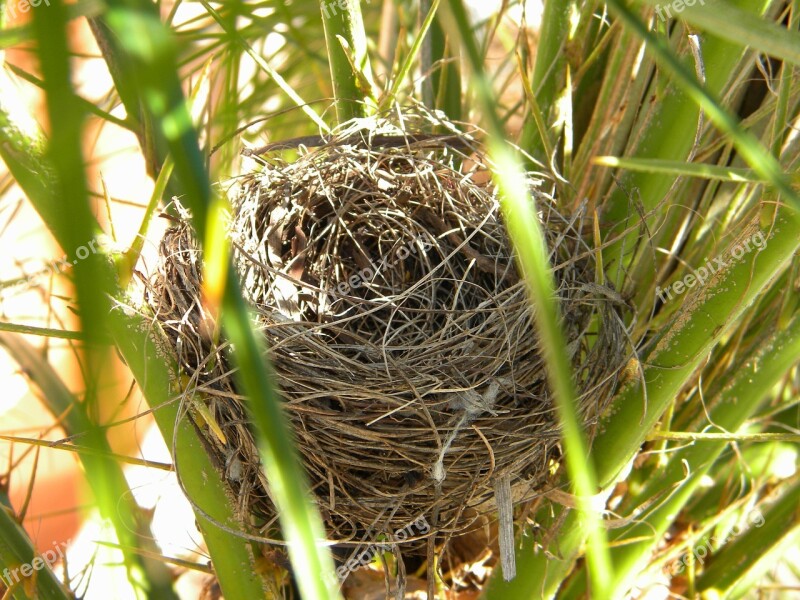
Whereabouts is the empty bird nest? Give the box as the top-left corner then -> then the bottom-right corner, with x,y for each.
141,111 -> 629,589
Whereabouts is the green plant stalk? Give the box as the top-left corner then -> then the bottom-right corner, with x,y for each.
561,307 -> 800,598
601,0 -> 773,286
519,0 -> 570,161
697,477 -> 800,596
511,198 -> 800,597
0,123 -> 270,599
639,0 -> 800,66
99,5 -> 341,598
320,0 -> 375,122
591,39 -> 800,488
111,311 -> 271,600
607,0 -> 798,207
382,0 -> 440,110
27,3 -> 178,596
445,0 -> 612,595
430,13 -> 461,121
0,492 -> 72,600
0,10 -> 269,599
0,84 -> 273,600
0,282 -> 270,600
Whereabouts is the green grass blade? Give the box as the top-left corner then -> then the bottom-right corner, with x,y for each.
564,306 -> 800,597
638,0 -> 800,67
0,331 -> 176,598
0,322 -> 89,341
594,156 -> 768,183
606,0 -> 799,210
600,0 -> 771,286
99,4 -> 341,597
382,0 -> 441,109
2,7 -> 261,597
111,312 -> 271,600
603,0 -> 800,292
519,0 -> 570,160
0,491 -> 72,600
23,3 -> 178,596
321,0 -> 375,122
445,0 -> 613,595
697,478 -> 800,596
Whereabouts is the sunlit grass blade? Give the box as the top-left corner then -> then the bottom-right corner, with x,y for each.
600,0 -> 771,286
381,0 -> 441,109
444,0 -> 613,596
2,18 -> 275,600
99,4 -> 341,598
24,3 -> 178,596
594,156 -> 768,183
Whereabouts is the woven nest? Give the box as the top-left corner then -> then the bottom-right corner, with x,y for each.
143,113 -> 628,580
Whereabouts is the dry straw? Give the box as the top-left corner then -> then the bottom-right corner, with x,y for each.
142,110 -> 629,586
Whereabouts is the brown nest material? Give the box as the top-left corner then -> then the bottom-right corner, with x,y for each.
143,113 -> 629,582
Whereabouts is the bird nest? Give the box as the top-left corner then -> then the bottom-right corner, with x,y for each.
142,114 -> 629,583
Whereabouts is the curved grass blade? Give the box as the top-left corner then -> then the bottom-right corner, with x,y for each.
1,8 -> 266,597
444,0 -> 613,596
24,3 -> 179,595
98,4 -> 341,598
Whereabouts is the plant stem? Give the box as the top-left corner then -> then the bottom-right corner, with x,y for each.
0,492 -> 72,600
320,0 -> 375,122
